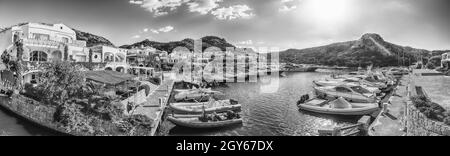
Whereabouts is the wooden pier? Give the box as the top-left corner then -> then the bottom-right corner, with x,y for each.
128,79 -> 175,136
318,116 -> 371,136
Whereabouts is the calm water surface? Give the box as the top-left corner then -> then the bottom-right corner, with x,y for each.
0,97 -> 56,136
167,72 -> 359,136
1,72 -> 359,136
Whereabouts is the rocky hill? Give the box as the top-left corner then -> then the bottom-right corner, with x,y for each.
278,33 -> 433,67
73,29 -> 115,47
120,36 -> 236,53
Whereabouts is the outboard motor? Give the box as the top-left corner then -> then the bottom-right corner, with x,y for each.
297,94 -> 310,105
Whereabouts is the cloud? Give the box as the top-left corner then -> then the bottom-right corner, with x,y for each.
142,26 -> 175,34
211,5 -> 254,20
279,0 -> 298,12
129,0 -> 188,17
130,0 -> 253,19
129,0 -> 143,5
132,35 -> 141,39
158,26 -> 174,32
279,5 -> 297,12
187,0 -> 222,14
238,40 -> 253,45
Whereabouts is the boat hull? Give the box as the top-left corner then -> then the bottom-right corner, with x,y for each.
167,116 -> 243,129
298,103 -> 379,116
169,104 -> 242,114
314,88 -> 377,103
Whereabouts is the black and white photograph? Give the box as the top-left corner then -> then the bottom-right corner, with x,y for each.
1,0 -> 450,143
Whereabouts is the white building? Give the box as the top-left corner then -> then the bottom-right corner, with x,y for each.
0,23 -> 92,84
90,45 -> 128,72
0,23 -> 89,62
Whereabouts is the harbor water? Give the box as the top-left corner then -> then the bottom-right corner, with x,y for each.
1,71 -> 359,136
165,71 -> 359,136
0,97 -> 57,136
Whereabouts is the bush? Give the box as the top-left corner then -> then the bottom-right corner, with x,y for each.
22,83 -> 46,102
125,114 -> 153,129
425,62 -> 436,69
36,61 -> 86,105
148,77 -> 161,85
444,117 -> 450,126
54,101 -> 95,133
411,95 -> 430,108
411,95 -> 448,122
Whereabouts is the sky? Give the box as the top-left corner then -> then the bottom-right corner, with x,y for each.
0,0 -> 449,50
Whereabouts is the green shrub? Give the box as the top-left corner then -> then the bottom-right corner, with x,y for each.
54,101 -> 95,133
444,117 -> 450,126
22,83 -> 46,102
411,95 -> 429,108
125,114 -> 153,129
411,95 -> 448,122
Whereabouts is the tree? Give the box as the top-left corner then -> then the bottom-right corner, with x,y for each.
12,34 -> 24,91
88,49 -> 93,63
429,56 -> 442,68
64,45 -> 69,61
36,61 -> 86,105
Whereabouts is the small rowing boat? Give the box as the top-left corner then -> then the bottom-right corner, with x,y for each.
168,111 -> 243,129
169,99 -> 241,114
297,96 -> 379,116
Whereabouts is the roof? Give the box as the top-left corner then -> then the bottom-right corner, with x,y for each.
85,70 -> 136,85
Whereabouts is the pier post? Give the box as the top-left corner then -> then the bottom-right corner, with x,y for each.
358,116 -> 371,136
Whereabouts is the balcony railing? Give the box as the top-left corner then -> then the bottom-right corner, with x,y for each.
23,38 -> 87,48
23,38 -> 62,47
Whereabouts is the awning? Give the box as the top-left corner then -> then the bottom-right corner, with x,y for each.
85,70 -> 136,85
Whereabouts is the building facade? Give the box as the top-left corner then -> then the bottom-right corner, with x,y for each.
0,23 -> 92,84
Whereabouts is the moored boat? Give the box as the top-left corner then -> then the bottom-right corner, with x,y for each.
167,112 -> 243,129
314,85 -> 378,103
174,88 -> 222,102
297,97 -> 379,116
169,99 -> 241,114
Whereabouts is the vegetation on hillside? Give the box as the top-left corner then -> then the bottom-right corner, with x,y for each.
73,29 -> 115,47
120,36 -> 236,53
278,33 -> 433,67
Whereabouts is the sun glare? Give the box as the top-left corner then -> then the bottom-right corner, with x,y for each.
302,0 -> 355,25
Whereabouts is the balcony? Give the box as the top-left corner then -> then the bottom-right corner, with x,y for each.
22,38 -> 87,48
23,38 -> 62,48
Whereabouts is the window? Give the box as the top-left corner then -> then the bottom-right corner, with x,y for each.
32,33 -> 50,40
30,51 -> 48,62
94,55 -> 98,59
30,74 -> 37,84
62,37 -> 69,43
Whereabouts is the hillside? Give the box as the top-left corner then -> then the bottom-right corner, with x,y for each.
279,33 -> 432,67
120,36 -> 236,53
72,29 -> 115,47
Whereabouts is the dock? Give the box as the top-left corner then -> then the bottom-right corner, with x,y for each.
130,78 -> 175,136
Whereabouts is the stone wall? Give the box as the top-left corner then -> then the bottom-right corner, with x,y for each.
0,95 -> 82,136
405,84 -> 450,136
406,103 -> 450,136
